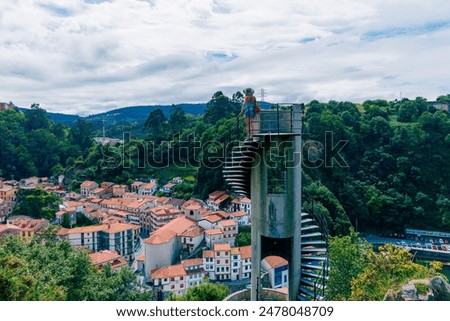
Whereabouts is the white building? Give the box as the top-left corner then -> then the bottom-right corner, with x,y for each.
151,264 -> 187,296
178,225 -> 204,255
144,216 -> 197,280
57,222 -> 140,261
261,256 -> 289,289
80,181 -> 99,196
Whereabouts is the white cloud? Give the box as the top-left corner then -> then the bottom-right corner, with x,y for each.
0,0 -> 449,115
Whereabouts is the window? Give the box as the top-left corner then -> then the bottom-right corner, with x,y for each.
180,284 -> 184,288
225,260 -> 228,264
171,278 -> 174,282
216,267 -> 220,272
225,251 -> 229,256
180,277 -> 183,281
171,285 -> 175,289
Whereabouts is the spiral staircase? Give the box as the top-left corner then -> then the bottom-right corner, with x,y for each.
223,138 -> 329,301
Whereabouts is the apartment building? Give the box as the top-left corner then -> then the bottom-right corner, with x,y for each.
80,181 -> 99,196
58,222 -> 140,261
140,205 -> 182,234
144,216 -> 197,279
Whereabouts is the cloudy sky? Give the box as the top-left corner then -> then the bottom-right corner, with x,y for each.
1,0 -> 450,115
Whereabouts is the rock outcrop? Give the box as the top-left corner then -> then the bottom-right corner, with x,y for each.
384,276 -> 450,301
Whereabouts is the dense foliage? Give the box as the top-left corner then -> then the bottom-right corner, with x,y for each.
166,282 -> 230,301
326,232 -> 445,300
0,235 -> 153,301
14,187 -> 61,220
2,93 -> 449,234
0,105 -> 92,179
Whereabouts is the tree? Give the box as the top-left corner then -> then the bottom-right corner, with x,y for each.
350,244 -> 439,300
24,103 -> 50,131
14,187 -> 61,220
0,236 -> 153,301
70,118 -> 94,152
325,229 -> 371,300
203,91 -> 239,124
235,226 -> 251,246
168,105 -> 188,134
144,108 -> 169,143
166,282 -> 229,301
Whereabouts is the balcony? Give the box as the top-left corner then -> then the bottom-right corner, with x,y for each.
251,104 -> 304,137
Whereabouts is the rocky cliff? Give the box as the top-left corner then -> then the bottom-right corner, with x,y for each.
384,276 -> 450,301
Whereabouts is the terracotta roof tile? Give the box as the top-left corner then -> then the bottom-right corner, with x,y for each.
178,225 -> 204,238
151,264 -> 186,279
203,250 -> 214,258
214,243 -> 231,251
144,216 -> 196,245
263,256 -> 288,269
238,245 -> 252,259
89,250 -> 121,265
205,228 -> 223,236
182,258 -> 203,267
219,219 -> 236,227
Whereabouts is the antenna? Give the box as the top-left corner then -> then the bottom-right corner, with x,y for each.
102,116 -> 106,141
259,88 -> 267,102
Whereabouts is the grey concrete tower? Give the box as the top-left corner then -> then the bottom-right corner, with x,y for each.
223,104 -> 328,301
250,104 -> 303,301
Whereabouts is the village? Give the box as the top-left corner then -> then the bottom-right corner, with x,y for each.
0,175 -> 288,298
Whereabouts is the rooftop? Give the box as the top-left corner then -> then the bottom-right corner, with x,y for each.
178,225 -> 204,238
144,216 -> 196,245
214,243 -> 231,251
263,256 -> 288,269
89,250 -> 122,265
151,264 -> 186,279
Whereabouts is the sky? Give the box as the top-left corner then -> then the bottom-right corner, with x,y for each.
1,0 -> 450,115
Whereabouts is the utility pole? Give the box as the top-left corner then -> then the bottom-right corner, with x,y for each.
259,88 -> 267,102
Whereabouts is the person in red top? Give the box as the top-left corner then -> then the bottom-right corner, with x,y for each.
239,88 -> 260,139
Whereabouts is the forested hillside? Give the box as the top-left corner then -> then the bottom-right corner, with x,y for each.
1,93 -> 449,235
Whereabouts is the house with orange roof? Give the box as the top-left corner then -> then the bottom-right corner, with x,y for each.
161,182 -> 176,194
204,228 -> 224,248
89,250 -> 128,270
138,182 -> 158,196
57,222 -> 140,261
198,213 -> 223,230
91,187 -> 108,198
218,219 -> 238,246
112,185 -> 127,197
178,225 -> 204,254
213,243 -> 231,281
202,249 -> 215,279
80,181 -> 99,196
207,191 -> 230,211
151,264 -> 187,296
182,258 -> 205,288
8,218 -> 49,240
261,255 -> 289,289
140,204 -> 182,234
180,198 -> 205,221
144,216 -> 197,279
0,185 -> 18,219
130,181 -> 144,193
230,196 -> 252,217
230,210 -> 249,226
